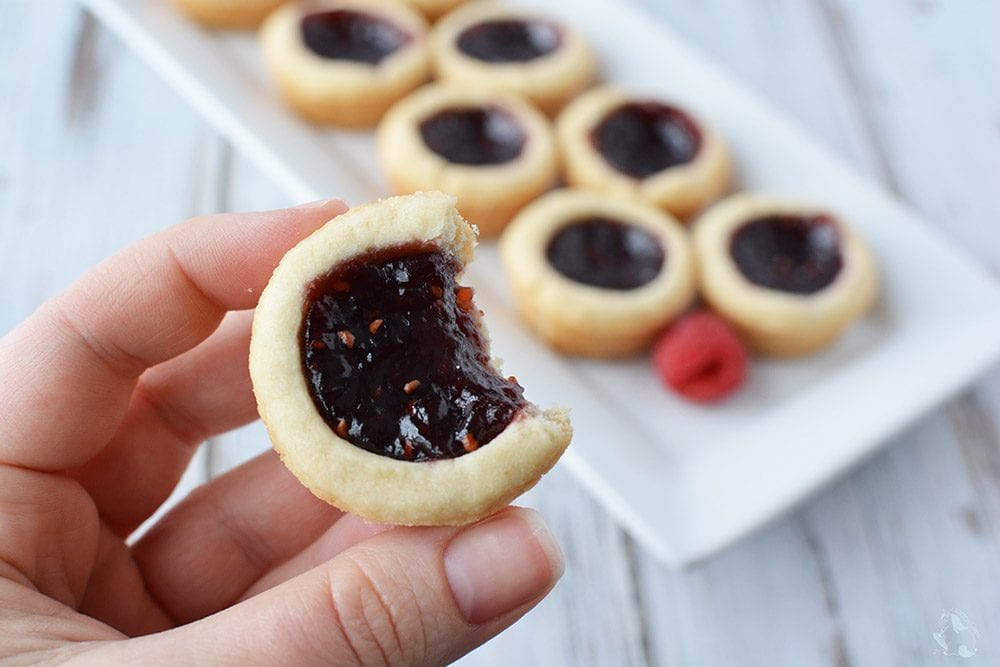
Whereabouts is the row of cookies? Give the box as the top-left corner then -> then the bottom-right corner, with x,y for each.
176,0 -> 879,373
499,188 -> 878,363
210,0 -> 598,129
176,0 -> 585,121
260,0 -> 598,124
175,0 -> 731,232
377,84 -> 733,236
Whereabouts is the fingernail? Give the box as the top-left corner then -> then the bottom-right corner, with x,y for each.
292,198 -> 339,209
444,508 -> 564,624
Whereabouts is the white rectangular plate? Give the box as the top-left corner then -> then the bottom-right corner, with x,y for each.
82,0 -> 1000,565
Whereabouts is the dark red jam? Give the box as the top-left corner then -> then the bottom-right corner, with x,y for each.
301,245 -> 526,461
419,106 -> 526,165
591,102 -> 702,179
546,217 -> 665,290
456,19 -> 562,63
729,214 -> 843,294
300,10 -> 411,65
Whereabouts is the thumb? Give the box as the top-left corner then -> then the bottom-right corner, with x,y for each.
111,507 -> 563,665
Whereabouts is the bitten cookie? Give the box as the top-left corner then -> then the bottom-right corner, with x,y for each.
430,1 -> 597,115
557,86 -> 731,219
173,0 -> 286,29
261,0 -> 431,127
377,83 -> 559,237
500,188 -> 697,358
692,192 -> 879,357
250,192 -> 572,526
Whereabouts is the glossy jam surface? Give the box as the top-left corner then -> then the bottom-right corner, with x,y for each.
419,107 -> 525,165
456,19 -> 562,63
546,217 -> 665,290
730,214 -> 843,294
301,10 -> 411,65
592,102 -> 702,178
301,245 -> 526,461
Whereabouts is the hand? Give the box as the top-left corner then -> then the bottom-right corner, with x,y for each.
0,202 -> 564,664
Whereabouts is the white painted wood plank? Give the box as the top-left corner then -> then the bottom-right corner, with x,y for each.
0,4 -> 227,518
205,144 -> 293,474
5,0 -> 1000,665
630,0 -> 875,178
622,2 -> 878,664
0,4 -> 649,664
814,3 -> 1000,601
817,0 -> 1000,271
450,469 -> 651,666
622,408 -> 1000,666
85,0 -> 1000,574
625,1 -> 1000,665
123,0 -> 1000,663
799,2 -> 1000,661
801,410 -> 1000,666
0,9 -> 226,327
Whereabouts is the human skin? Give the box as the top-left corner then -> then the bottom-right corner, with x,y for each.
0,200 -> 563,665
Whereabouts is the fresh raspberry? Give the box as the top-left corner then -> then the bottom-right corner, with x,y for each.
652,310 -> 748,404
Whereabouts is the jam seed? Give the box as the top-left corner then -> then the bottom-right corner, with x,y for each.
430,285 -> 444,299
337,330 -> 355,348
456,286 -> 474,312
369,319 -> 383,334
336,419 -> 349,439
463,432 -> 479,453
403,439 -> 414,459
332,280 -> 351,292
403,379 -> 421,394
311,340 -> 327,350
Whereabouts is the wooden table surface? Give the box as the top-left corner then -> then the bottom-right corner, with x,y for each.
3,0 -> 999,664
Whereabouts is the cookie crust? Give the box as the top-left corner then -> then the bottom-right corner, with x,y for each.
402,0 -> 468,21
430,1 -> 597,116
173,0 -> 285,29
500,189 -> 697,358
377,84 -> 559,237
692,192 -> 879,357
260,0 -> 431,127
250,192 -> 572,525
557,86 -> 731,220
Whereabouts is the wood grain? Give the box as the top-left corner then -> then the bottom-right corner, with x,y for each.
1,0 -> 998,664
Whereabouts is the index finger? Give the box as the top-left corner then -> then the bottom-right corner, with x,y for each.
0,200 -> 346,471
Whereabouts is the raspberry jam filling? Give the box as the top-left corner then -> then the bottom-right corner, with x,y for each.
591,102 -> 702,179
301,10 -> 411,65
301,244 -> 526,461
456,19 -> 562,63
729,214 -> 843,294
419,106 -> 526,165
546,217 -> 665,290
